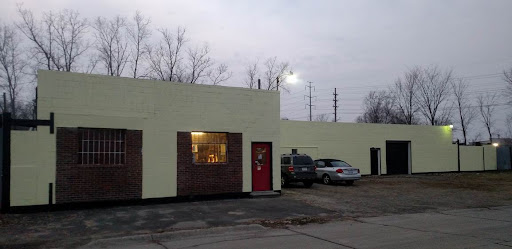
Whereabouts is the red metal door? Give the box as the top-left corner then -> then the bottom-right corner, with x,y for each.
252,143 -> 271,191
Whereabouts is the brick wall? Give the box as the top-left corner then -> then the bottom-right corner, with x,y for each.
177,132 -> 243,196
56,127 -> 143,203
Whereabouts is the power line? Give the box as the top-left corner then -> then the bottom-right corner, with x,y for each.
305,81 -> 315,121
333,88 -> 339,122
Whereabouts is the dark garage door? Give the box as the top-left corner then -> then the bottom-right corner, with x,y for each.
386,141 -> 409,174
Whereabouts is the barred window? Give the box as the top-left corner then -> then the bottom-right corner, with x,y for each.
192,132 -> 227,163
78,128 -> 126,164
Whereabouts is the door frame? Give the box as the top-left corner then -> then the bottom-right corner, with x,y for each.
251,142 -> 273,192
385,140 -> 412,175
370,147 -> 381,175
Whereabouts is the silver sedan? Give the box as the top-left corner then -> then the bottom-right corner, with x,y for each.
314,159 -> 361,185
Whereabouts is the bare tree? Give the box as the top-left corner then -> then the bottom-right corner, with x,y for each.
477,93 -> 498,142
470,133 -> 483,144
51,9 -> 89,72
504,67 -> 512,104
243,57 -> 291,91
93,15 -> 129,76
451,79 -> 477,144
0,24 -> 28,118
506,114 -> 512,138
314,113 -> 332,122
17,98 -> 36,119
356,90 -> 397,124
17,6 -> 88,72
391,67 -> 421,124
17,6 -> 61,71
262,57 -> 290,91
415,66 -> 453,125
186,44 -> 213,83
208,63 -> 232,85
244,61 -> 259,89
147,27 -> 187,81
127,11 -> 151,78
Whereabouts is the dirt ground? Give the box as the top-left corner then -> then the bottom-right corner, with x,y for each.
283,171 -> 512,218
0,171 -> 511,248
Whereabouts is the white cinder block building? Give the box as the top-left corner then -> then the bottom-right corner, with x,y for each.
0,71 -> 497,212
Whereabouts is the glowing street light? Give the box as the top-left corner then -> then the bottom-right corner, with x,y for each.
286,73 -> 298,84
492,143 -> 499,147
449,125 -> 454,129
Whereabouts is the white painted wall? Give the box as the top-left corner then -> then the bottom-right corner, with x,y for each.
11,70 -> 280,206
280,120 -> 459,174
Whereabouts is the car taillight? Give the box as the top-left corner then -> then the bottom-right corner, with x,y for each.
336,169 -> 344,173
288,166 -> 294,172
314,166 -> 317,171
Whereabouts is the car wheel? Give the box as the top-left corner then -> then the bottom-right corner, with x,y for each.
345,180 -> 354,186
303,181 -> 314,188
322,174 -> 332,185
281,175 -> 288,187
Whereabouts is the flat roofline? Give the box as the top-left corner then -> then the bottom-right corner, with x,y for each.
37,70 -> 280,95
280,119 -> 452,128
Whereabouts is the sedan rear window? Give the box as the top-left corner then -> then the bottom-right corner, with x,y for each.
331,161 -> 351,167
293,156 -> 314,165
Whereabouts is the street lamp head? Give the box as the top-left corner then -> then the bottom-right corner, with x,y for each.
286,74 -> 298,84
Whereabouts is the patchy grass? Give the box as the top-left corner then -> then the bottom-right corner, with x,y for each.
418,172 -> 512,192
283,171 -> 512,218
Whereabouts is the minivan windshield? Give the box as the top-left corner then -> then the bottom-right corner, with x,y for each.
331,161 -> 351,167
293,156 -> 314,165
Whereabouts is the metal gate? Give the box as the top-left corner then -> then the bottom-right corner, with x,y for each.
0,127 -> 3,210
0,112 -> 54,213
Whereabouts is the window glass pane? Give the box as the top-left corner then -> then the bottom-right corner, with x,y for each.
282,157 -> 291,164
78,128 -> 126,165
316,161 -> 325,168
255,146 -> 267,165
293,156 -> 314,165
192,133 -> 228,164
330,161 -> 351,167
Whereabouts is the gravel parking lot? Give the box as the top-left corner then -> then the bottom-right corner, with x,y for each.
283,171 -> 512,218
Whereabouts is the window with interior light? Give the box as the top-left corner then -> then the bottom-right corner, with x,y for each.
191,132 -> 227,163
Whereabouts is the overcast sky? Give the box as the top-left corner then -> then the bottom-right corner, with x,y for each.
2,0 -> 512,140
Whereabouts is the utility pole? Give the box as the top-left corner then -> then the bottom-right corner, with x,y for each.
333,88 -> 338,122
305,81 -> 315,121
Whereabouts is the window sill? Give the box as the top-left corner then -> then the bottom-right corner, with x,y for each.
76,164 -> 127,168
193,163 -> 229,166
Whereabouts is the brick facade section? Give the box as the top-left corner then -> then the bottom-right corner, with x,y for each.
177,132 -> 243,196
56,127 -> 143,203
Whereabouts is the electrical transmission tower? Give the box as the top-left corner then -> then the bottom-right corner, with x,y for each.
305,81 -> 315,121
333,88 -> 339,122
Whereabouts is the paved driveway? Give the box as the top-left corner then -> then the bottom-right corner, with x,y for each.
0,197 -> 333,249
1,172 -> 511,248
82,206 -> 512,249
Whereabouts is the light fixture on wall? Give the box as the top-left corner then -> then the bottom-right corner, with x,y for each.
449,125 -> 454,129
492,143 -> 499,147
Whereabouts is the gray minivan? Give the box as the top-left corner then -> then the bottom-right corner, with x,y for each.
281,154 -> 316,187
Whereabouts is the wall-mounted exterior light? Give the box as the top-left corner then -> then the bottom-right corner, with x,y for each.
449,125 -> 454,129
492,143 -> 499,147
